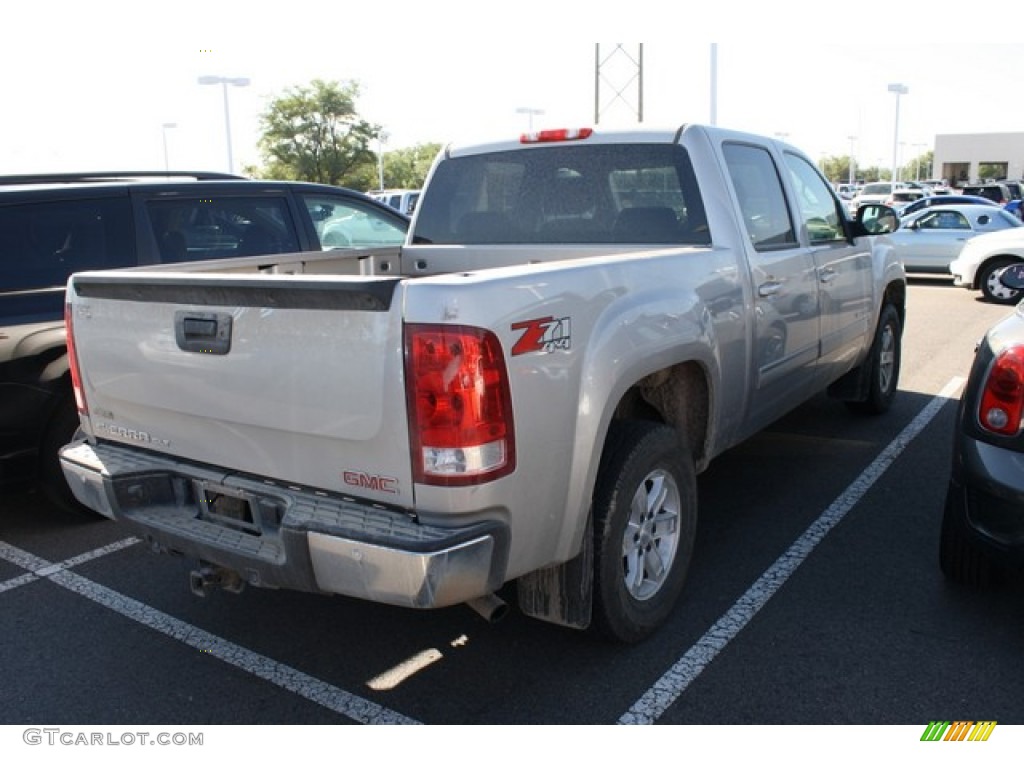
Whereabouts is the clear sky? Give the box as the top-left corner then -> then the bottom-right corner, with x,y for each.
3,3 -> 1020,183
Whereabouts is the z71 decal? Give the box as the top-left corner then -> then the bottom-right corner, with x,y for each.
511,316 -> 572,356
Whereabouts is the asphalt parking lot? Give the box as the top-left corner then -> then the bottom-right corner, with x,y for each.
2,279 -> 1023,746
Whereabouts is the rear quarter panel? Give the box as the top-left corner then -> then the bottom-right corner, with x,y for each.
404,245 -> 747,575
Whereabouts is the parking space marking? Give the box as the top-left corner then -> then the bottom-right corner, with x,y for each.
619,378 -> 964,725
0,537 -> 140,592
0,539 -> 420,725
0,572 -> 39,595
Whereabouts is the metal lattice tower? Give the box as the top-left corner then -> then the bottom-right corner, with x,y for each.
594,44 -> 643,124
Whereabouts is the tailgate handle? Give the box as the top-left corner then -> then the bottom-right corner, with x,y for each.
175,311 -> 232,355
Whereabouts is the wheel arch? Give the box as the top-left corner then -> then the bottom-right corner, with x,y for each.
610,361 -> 711,472
883,278 -> 907,333
976,253 -> 1023,289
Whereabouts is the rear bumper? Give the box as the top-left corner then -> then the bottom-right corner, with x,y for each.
947,436 -> 1024,566
948,260 -> 975,289
60,440 -> 509,609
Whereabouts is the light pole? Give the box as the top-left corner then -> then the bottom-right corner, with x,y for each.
515,107 -> 544,132
161,122 -> 176,172
888,83 -> 908,185
377,131 -> 389,192
847,135 -> 857,186
197,75 -> 250,174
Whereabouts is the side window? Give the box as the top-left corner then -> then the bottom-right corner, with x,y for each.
921,210 -> 969,230
0,196 -> 133,292
784,152 -> 846,244
145,196 -> 300,262
723,143 -> 797,250
302,195 -> 407,249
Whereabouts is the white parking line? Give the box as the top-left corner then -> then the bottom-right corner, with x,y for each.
0,537 -> 140,591
618,378 -> 965,725
0,539 -> 420,725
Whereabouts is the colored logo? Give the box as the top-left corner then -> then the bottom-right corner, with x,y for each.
920,721 -> 996,742
511,316 -> 572,356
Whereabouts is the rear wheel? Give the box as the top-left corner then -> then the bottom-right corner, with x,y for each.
979,257 -> 1021,304
847,304 -> 901,415
591,421 -> 697,643
37,394 -> 96,517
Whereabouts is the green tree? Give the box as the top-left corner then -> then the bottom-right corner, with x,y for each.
379,143 -> 443,190
253,79 -> 378,186
978,163 -> 1007,182
818,154 -> 850,183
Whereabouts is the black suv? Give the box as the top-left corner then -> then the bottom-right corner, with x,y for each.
1,171 -> 409,512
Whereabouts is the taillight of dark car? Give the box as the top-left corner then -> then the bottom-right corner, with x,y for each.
977,346 -> 1024,436
404,323 -> 515,486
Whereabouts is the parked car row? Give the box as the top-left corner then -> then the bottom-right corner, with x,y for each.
885,204 -> 1022,277
860,184 -> 1024,304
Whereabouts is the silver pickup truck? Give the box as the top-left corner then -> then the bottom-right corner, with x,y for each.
60,124 -> 904,642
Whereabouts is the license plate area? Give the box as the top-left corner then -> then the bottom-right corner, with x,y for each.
194,481 -> 261,536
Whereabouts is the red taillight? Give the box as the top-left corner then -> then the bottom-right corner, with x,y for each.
405,324 -> 515,486
65,302 -> 88,415
520,127 -> 594,144
978,347 -> 1024,435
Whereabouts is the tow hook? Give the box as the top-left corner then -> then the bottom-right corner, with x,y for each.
189,564 -> 245,597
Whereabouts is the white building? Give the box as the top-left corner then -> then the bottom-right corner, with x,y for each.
933,132 -> 1024,187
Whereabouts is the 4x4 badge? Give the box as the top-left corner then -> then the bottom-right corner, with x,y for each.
511,316 -> 572,356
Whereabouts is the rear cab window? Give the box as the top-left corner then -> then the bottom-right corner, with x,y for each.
412,143 -> 710,246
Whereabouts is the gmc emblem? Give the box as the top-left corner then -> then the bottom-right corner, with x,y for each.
342,470 -> 399,494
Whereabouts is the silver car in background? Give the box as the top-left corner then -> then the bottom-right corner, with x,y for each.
888,204 -> 1022,275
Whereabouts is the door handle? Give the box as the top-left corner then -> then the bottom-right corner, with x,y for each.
758,281 -> 782,298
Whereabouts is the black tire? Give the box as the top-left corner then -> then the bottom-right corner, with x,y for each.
591,420 -> 697,643
37,394 -> 96,517
847,304 -> 901,415
939,487 -> 1001,588
978,257 -> 1021,305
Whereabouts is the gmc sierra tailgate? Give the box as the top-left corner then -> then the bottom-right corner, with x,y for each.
66,270 -> 414,508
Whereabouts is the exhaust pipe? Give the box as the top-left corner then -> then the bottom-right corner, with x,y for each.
189,564 -> 245,597
465,592 -> 508,623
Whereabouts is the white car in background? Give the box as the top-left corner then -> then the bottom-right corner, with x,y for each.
368,188 -> 421,216
950,227 -> 1024,303
849,181 -> 896,216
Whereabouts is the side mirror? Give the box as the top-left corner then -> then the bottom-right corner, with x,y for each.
998,262 -> 1024,290
852,204 -> 900,236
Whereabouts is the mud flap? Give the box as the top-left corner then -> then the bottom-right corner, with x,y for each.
826,362 -> 869,401
516,513 -> 593,629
